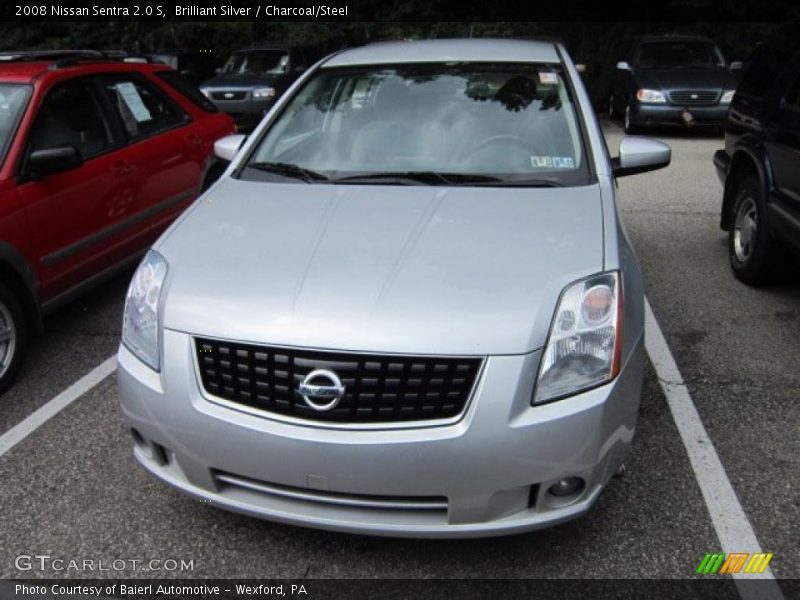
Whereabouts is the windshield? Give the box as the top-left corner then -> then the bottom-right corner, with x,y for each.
0,84 -> 31,167
637,41 -> 725,69
242,63 -> 591,187
221,50 -> 289,75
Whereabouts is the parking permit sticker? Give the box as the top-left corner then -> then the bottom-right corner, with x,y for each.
115,82 -> 152,122
531,156 -> 575,169
530,156 -> 553,168
538,72 -> 558,84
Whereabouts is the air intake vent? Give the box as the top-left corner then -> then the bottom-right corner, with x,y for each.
210,90 -> 247,101
668,90 -> 720,106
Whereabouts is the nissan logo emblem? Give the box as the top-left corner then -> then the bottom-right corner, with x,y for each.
297,369 -> 345,411
224,92 -> 234,98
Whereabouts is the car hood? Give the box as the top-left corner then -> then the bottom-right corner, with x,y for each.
158,179 -> 605,356
201,73 -> 284,88
635,68 -> 736,90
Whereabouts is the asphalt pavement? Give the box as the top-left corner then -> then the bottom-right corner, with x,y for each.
0,121 -> 796,588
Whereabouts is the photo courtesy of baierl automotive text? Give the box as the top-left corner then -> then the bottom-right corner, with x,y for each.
0,1 -> 797,598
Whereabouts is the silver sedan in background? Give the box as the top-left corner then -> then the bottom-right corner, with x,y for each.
117,39 -> 671,537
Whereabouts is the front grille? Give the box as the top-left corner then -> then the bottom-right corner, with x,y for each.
210,90 -> 247,101
195,338 -> 483,424
668,90 -> 720,106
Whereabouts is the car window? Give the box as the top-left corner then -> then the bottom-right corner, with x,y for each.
29,79 -> 112,160
0,83 -> 31,167
636,41 -> 725,69
222,50 -> 290,75
99,74 -> 187,140
156,70 -> 217,112
244,63 -> 591,187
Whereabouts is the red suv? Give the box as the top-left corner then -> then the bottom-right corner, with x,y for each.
0,51 -> 234,393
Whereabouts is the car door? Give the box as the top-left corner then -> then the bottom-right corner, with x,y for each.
97,72 -> 204,241
16,76 -> 136,300
764,59 -> 800,248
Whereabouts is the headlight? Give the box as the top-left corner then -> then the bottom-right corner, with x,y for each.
720,90 -> 735,103
533,272 -> 622,404
199,88 -> 211,98
636,89 -> 666,104
253,87 -> 276,99
122,251 -> 168,371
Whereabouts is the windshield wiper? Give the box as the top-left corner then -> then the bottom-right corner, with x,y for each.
333,171 -> 504,186
247,162 -> 329,183
472,178 -> 564,188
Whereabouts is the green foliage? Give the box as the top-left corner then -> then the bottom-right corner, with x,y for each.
0,20 -> 780,107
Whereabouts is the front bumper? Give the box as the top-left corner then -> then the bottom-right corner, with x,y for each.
632,102 -> 729,128
117,329 -> 644,538
206,96 -> 274,131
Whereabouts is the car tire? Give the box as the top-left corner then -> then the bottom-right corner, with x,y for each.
201,162 -> 228,193
623,103 -> 637,134
728,175 -> 783,285
0,282 -> 28,395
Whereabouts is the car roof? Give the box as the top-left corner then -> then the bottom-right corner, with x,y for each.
322,38 -> 561,67
0,61 -> 50,82
0,58 -> 171,83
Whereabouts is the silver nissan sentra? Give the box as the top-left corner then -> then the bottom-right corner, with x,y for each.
118,39 -> 670,537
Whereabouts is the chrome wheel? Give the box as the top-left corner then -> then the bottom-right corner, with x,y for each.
733,196 -> 758,263
0,300 -> 16,380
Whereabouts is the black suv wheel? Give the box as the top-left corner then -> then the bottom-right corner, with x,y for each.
728,175 -> 783,285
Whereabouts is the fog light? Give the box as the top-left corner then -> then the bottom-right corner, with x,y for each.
548,477 -> 585,497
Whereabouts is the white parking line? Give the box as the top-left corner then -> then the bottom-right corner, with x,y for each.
645,299 -> 784,600
0,356 -> 117,458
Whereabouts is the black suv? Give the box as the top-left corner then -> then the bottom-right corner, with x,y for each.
199,44 -> 310,132
147,49 -> 216,86
714,24 -> 800,284
610,34 -> 737,133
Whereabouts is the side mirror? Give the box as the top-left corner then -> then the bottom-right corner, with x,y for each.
575,64 -> 587,73
215,67 -> 222,75
214,134 -> 247,162
729,61 -> 743,72
616,61 -> 631,71
612,136 -> 671,177
27,146 -> 82,180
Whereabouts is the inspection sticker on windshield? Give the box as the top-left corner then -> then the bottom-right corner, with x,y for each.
531,156 -> 574,169
552,156 -> 574,168
538,72 -> 558,84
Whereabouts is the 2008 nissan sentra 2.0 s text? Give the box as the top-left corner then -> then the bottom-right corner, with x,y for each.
117,39 -> 671,538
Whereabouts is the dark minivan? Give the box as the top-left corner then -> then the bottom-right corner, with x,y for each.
610,34 -> 737,133
199,44 -> 311,132
714,23 -> 800,285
